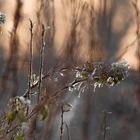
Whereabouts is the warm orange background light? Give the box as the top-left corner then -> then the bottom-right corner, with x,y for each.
0,0 -> 139,70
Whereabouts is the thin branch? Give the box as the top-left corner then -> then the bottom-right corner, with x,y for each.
103,112 -> 107,140
27,19 -> 34,99
65,122 -> 71,140
50,78 -> 87,101
23,67 -> 70,98
100,110 -> 111,140
60,105 -> 64,140
23,68 -> 75,98
23,73 -> 49,98
38,24 -> 45,102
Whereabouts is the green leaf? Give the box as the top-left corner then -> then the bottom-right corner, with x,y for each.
31,74 -> 39,86
32,74 -> 39,82
99,73 -> 107,83
80,71 -> 89,78
17,111 -> 25,122
15,134 -> 23,140
63,103 -> 73,112
85,62 -> 93,72
40,106 -> 48,121
6,111 -> 16,122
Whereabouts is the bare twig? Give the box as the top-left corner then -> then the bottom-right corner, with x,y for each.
23,73 -> 49,97
28,19 -> 34,99
103,112 -> 107,140
50,78 -> 87,101
100,110 -> 111,140
60,105 -> 64,140
23,68 -> 68,97
65,122 -> 71,140
38,24 -> 45,102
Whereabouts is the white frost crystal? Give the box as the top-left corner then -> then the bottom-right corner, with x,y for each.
18,96 -> 31,106
21,122 -> 30,133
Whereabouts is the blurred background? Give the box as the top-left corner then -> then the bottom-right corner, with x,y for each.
0,0 -> 140,140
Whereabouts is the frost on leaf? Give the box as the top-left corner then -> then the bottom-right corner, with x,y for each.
63,103 -> 73,112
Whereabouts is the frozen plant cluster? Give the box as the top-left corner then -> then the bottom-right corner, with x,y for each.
8,96 -> 31,112
70,60 -> 130,95
0,59 -> 130,139
0,96 -> 31,139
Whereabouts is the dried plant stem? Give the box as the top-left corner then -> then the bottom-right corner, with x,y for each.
65,122 -> 71,140
103,112 -> 107,140
38,24 -> 45,102
60,105 -> 64,140
28,19 -> 34,99
100,111 -> 111,140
